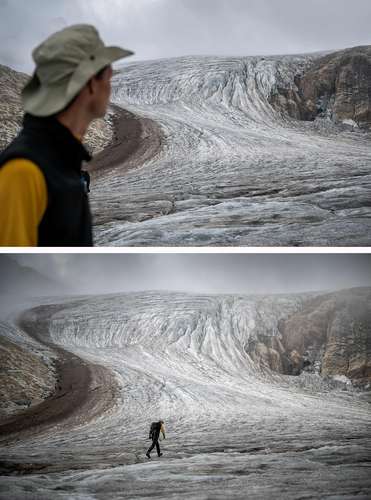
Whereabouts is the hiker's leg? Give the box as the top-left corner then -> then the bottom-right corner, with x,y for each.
156,441 -> 161,456
147,439 -> 157,454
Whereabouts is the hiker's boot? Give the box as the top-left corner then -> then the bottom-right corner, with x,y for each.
158,453 -> 163,457
146,452 -> 151,459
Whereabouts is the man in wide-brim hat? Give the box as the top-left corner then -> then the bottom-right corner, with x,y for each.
0,24 -> 133,246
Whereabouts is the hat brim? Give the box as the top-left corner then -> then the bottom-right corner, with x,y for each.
22,45 -> 134,117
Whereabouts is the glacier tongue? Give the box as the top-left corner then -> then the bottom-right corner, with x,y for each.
90,54 -> 371,246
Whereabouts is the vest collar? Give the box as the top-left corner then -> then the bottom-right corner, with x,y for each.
23,113 -> 92,168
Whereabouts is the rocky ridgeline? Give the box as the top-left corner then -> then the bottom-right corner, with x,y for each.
271,46 -> 371,129
246,288 -> 371,387
0,64 -> 114,154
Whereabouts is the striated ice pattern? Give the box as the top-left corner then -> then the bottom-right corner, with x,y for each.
0,291 -> 370,499
90,54 -> 371,246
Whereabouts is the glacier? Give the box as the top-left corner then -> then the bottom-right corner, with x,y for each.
0,291 -> 370,499
89,53 -> 371,246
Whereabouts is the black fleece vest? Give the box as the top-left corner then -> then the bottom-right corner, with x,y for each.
0,114 -> 93,246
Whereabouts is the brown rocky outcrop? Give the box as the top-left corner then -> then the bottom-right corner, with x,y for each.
271,46 -> 371,129
244,288 -> 371,385
278,288 -> 371,385
248,335 -> 286,373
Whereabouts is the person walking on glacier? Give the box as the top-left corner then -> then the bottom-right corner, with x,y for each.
0,24 -> 133,246
146,420 -> 166,459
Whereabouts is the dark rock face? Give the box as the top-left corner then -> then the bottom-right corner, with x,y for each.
278,288 -> 371,385
270,73 -> 307,121
271,46 -> 371,129
246,334 -> 286,373
244,288 -> 371,385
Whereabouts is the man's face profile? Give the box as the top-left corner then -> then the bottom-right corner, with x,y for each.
89,65 -> 113,119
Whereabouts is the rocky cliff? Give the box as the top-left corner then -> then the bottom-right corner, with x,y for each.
271,46 -> 371,130
275,288 -> 371,385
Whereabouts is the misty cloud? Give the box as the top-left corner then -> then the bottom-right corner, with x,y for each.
0,0 -> 370,73
4,254 -> 371,297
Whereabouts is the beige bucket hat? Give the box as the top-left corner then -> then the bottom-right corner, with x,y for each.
22,24 -> 134,117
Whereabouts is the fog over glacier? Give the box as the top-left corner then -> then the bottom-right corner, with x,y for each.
0,255 -> 370,498
8,253 -> 371,296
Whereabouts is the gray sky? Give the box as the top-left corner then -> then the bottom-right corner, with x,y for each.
9,254 -> 371,296
0,0 -> 370,73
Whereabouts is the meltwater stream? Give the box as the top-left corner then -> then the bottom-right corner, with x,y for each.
0,291 -> 370,499
90,54 -> 371,246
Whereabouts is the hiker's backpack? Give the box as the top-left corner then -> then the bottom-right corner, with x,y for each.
149,422 -> 157,439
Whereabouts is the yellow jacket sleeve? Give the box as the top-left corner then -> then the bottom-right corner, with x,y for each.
0,159 -> 48,246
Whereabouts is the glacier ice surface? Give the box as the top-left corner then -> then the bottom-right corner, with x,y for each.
90,54 -> 371,246
0,291 -> 370,499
